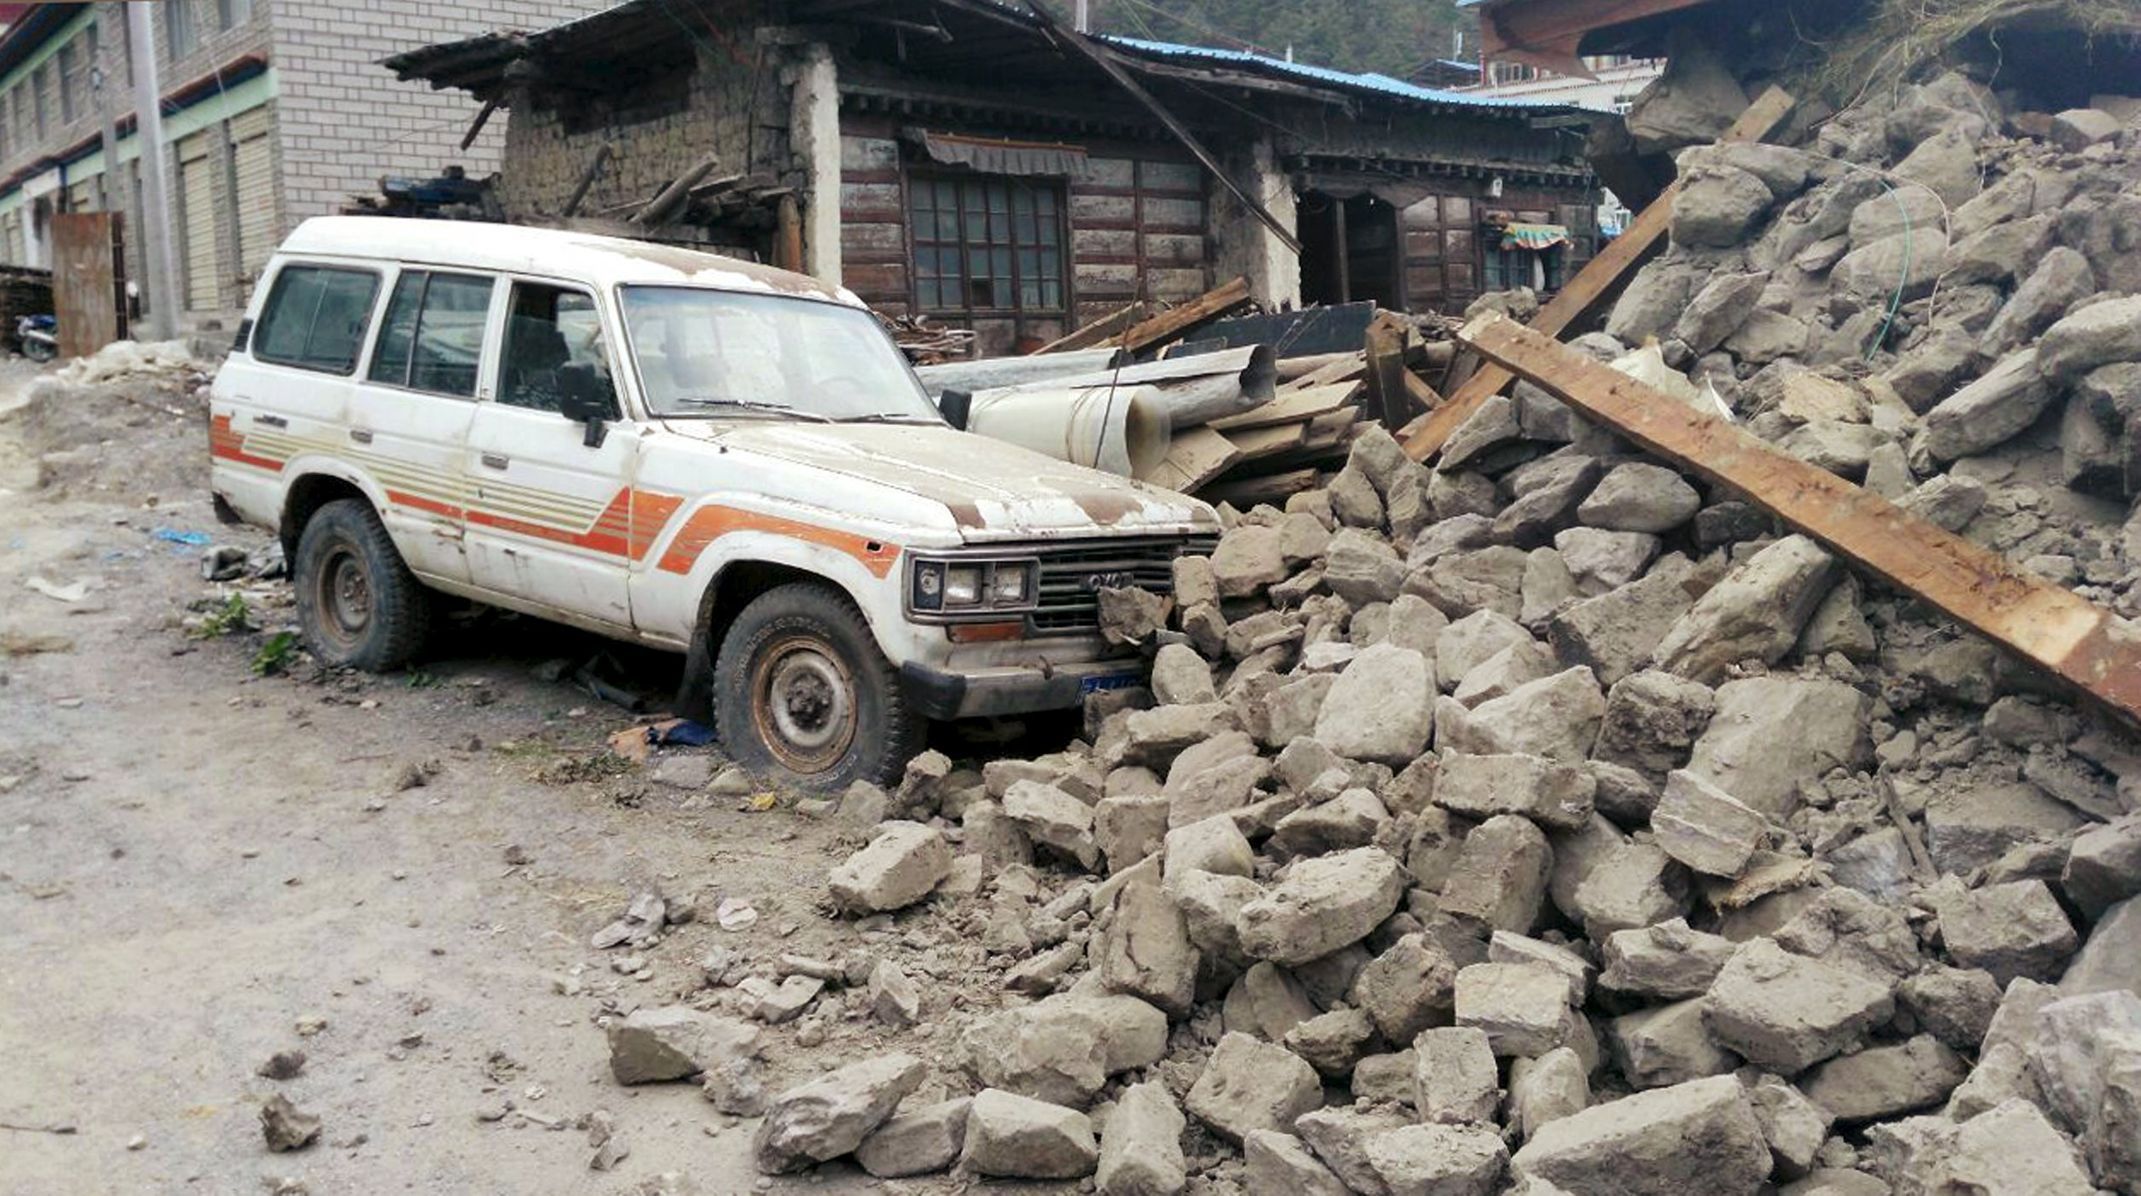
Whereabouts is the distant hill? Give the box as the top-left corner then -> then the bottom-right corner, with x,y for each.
1088,0 -> 1479,81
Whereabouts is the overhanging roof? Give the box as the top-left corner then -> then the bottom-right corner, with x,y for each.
384,0 -> 1595,124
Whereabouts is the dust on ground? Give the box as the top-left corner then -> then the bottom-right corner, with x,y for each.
0,357 -> 1028,1194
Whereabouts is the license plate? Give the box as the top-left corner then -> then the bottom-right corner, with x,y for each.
1079,671 -> 1142,695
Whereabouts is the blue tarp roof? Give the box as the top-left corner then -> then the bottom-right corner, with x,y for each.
1095,34 -> 1576,115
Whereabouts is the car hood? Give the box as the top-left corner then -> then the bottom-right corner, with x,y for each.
657,420 -> 1218,541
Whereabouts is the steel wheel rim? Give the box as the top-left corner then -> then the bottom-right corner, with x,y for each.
750,634 -> 857,775
315,544 -> 371,651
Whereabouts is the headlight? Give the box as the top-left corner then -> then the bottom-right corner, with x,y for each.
992,566 -> 1028,604
943,564 -> 984,607
908,557 -> 1039,618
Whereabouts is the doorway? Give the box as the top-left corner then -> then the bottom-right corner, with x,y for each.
1297,190 -> 1403,310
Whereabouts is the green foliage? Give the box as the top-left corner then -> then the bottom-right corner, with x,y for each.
251,631 -> 299,677
1091,0 -> 1478,79
191,593 -> 252,639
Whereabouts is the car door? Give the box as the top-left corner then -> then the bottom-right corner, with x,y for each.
218,260 -> 382,529
462,278 -> 639,630
351,267 -> 496,585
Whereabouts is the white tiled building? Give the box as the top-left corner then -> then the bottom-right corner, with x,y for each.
0,0 -> 600,325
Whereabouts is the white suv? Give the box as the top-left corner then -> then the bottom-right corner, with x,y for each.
211,217 -> 1218,787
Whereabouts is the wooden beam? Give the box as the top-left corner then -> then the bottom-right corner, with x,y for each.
632,152 -> 721,228
1116,276 -> 1251,357
459,97 -> 499,152
1363,314 -> 1411,432
1021,0 -> 1303,256
1035,300 -> 1149,354
560,141 -> 613,219
1456,312 -> 2141,731
1400,85 -> 1795,463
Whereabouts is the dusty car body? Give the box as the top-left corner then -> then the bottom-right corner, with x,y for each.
210,217 -> 1218,786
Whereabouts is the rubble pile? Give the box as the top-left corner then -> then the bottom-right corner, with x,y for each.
609,61 -> 2141,1196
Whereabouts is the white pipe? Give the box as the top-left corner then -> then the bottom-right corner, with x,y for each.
972,344 -> 1278,428
964,384 -> 1171,477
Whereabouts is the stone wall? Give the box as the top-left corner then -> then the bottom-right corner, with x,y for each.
496,40 -> 798,246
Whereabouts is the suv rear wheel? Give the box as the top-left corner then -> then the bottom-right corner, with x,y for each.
713,581 -> 919,790
292,498 -> 432,672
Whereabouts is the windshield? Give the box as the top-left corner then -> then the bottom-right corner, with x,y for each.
620,285 -> 942,424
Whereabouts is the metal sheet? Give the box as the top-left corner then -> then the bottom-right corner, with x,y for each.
50,211 -> 123,358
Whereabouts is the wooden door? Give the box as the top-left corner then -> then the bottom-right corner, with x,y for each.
50,211 -> 125,358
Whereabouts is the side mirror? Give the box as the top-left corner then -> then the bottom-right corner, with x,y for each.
557,364 -> 614,448
939,388 -> 973,432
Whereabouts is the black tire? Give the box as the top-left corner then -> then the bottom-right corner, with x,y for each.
292,498 -> 432,672
712,581 -> 921,790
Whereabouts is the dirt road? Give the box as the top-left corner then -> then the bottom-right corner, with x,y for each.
0,361 -> 981,1194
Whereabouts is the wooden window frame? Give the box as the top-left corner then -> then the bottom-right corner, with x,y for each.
906,170 -> 1069,324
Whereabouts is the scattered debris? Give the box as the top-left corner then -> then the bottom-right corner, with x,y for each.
258,1095 -> 321,1152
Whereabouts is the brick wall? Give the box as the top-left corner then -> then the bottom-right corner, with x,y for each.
267,0 -> 608,224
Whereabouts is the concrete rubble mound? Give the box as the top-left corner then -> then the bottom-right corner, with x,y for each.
579,34 -> 2141,1196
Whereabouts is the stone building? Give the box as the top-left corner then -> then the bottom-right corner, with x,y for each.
389,0 -> 1600,355
0,0 -> 602,325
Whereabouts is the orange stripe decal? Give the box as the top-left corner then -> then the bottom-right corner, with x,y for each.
209,414 -> 284,472
657,506 -> 901,578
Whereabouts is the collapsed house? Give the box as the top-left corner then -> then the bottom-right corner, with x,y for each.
384,0 -> 1602,355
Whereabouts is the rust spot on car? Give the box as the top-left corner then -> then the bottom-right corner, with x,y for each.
1071,492 -> 1144,525
946,502 -> 987,529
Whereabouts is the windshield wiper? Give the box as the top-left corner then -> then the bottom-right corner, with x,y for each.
670,397 -> 835,423
837,412 -> 941,425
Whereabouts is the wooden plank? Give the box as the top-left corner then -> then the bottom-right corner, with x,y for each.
1401,370 -> 1443,416
1036,300 -> 1149,354
1281,353 -> 1367,392
1400,85 -> 1797,462
1363,314 -> 1412,432
1139,425 -> 1241,494
1222,422 -> 1309,461
1457,312 -> 2141,731
1208,382 -> 1360,432
1117,276 -> 1251,356
1199,467 -> 1323,508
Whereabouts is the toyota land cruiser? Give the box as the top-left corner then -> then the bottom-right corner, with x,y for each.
210,217 -> 1218,788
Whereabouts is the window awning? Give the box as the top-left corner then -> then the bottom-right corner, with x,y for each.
903,129 -> 1088,177
1500,222 -> 1570,250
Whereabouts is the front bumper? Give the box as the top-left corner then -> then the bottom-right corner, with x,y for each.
899,656 -> 1148,720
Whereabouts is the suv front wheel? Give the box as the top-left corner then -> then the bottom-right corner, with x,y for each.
292,498 -> 432,672
713,581 -> 920,790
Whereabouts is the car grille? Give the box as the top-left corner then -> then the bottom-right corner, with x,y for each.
1024,535 -> 1219,635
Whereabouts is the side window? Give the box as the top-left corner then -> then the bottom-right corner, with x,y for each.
364,270 -> 491,398
253,264 -> 379,375
499,282 -> 618,416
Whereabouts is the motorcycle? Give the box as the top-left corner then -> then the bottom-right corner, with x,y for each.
16,314 -> 55,362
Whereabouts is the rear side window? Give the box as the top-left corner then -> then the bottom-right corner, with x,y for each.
367,270 -> 493,398
253,265 -> 379,374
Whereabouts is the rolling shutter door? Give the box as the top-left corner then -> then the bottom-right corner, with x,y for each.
179,130 -> 219,311
231,107 -> 274,285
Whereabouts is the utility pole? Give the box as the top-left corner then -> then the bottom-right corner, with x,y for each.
126,2 -> 180,339
1073,0 -> 1090,33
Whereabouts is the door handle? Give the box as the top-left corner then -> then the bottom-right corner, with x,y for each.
253,414 -> 287,428
349,429 -> 373,444
480,453 -> 510,470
